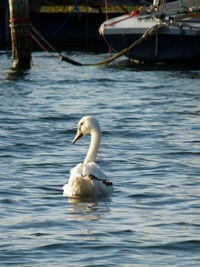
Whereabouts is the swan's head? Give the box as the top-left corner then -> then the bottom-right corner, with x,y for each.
73,116 -> 101,144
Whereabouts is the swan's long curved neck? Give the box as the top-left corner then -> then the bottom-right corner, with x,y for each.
84,129 -> 101,164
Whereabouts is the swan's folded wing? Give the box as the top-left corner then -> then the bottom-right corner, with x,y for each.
70,163 -> 84,177
83,162 -> 108,179
69,162 -> 107,180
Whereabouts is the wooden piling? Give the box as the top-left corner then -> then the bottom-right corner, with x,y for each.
9,0 -> 32,69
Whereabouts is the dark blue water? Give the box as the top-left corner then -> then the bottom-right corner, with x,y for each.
1,51 -> 200,266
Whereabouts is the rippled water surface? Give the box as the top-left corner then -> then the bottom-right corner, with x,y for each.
1,51 -> 200,266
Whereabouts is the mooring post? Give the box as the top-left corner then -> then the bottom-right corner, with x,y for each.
9,0 -> 32,69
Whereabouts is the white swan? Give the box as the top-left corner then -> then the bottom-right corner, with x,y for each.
63,116 -> 113,198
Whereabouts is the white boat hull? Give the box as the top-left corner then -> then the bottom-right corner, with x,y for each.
99,12 -> 200,63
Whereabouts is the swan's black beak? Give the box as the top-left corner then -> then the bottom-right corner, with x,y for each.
72,129 -> 83,144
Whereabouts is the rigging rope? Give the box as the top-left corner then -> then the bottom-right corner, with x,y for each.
31,22 -> 168,67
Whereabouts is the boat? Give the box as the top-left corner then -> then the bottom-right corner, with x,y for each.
99,0 -> 200,64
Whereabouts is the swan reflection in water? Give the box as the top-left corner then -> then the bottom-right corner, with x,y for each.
67,196 -> 112,222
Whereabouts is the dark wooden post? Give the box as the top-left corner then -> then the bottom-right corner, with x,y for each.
9,0 -> 32,69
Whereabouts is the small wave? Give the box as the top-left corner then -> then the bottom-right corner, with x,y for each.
39,243 -> 68,250
39,115 -> 77,122
1,198 -> 15,204
31,232 -> 50,237
148,240 -> 200,252
128,192 -> 164,199
169,151 -> 200,156
109,229 -> 134,236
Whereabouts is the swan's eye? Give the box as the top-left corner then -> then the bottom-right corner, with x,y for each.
78,122 -> 84,131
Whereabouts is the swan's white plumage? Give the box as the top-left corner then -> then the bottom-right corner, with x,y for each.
70,162 -> 107,180
63,116 -> 113,198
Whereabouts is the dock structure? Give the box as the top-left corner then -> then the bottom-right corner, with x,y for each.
0,0 -> 152,50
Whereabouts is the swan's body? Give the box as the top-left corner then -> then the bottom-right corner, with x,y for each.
63,116 -> 113,198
